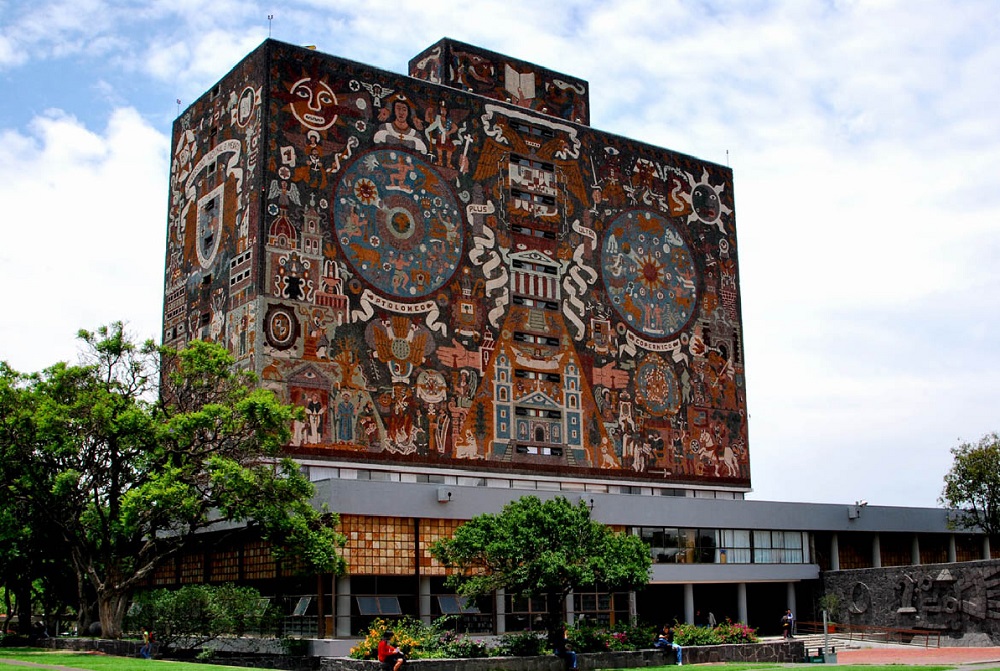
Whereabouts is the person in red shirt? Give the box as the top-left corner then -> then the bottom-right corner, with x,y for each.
377,630 -> 405,671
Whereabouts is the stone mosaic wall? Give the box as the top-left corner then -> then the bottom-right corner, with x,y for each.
163,39 -> 748,487
823,559 -> 1000,644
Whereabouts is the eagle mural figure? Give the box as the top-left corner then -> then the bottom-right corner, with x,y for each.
473,109 -> 588,211
367,315 -> 434,384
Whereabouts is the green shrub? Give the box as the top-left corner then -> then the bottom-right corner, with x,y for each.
672,622 -> 719,646
442,635 -> 492,658
568,623 -> 612,652
126,584 -> 269,653
495,631 -> 546,657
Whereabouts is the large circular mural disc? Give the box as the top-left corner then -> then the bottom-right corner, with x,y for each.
333,149 -> 464,299
600,210 -> 698,340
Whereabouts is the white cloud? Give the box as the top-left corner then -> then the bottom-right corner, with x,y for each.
0,108 -> 169,373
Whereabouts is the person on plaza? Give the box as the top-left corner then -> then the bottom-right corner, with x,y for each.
378,630 -> 406,671
654,623 -> 683,665
782,608 -> 794,639
140,627 -> 154,659
707,611 -> 717,628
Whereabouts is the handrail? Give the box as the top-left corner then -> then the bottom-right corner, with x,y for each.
796,621 -> 941,648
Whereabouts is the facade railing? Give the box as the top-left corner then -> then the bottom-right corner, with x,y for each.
796,621 -> 942,648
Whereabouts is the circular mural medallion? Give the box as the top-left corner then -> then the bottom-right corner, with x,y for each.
635,354 -> 681,416
600,210 -> 698,339
263,304 -> 299,350
334,149 -> 464,299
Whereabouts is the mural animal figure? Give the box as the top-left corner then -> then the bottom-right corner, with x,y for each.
348,242 -> 382,267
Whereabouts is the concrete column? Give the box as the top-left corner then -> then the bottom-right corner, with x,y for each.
335,575 -> 351,637
419,576 -> 431,626
786,582 -> 796,613
684,584 -> 695,624
565,591 -> 575,626
984,536 -> 992,560
628,591 -> 638,625
912,535 -> 921,565
737,583 -> 748,625
872,533 -> 882,568
948,535 -> 957,562
495,589 -> 506,634
830,533 -> 840,571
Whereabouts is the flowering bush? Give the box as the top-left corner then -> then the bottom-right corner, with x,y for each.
671,620 -> 758,646
715,619 -> 758,644
349,617 -> 442,660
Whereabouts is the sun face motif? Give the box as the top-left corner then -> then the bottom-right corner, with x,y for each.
687,168 -> 732,235
354,178 -> 378,205
637,254 -> 666,291
289,77 -> 338,131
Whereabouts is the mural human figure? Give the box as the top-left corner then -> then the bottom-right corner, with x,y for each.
305,393 -> 325,443
374,96 -> 427,152
425,100 -> 459,166
336,392 -> 355,442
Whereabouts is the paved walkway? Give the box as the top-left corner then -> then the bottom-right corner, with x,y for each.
837,646 -> 1000,666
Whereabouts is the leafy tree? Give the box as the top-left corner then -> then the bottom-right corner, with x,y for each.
0,323 -> 346,639
0,363 -> 78,635
430,495 -> 651,647
940,431 -> 1000,536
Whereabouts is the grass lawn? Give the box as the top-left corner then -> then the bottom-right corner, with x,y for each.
0,649 -> 250,670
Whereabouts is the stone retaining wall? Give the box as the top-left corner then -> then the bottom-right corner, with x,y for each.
321,642 -> 805,671
44,638 -> 804,669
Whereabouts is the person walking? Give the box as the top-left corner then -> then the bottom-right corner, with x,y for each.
782,608 -> 794,639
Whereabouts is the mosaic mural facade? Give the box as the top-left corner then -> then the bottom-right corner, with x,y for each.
163,39 -> 748,486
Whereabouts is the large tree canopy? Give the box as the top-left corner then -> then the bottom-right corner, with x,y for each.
0,323 -> 346,638
430,495 -> 651,644
941,431 -> 1000,536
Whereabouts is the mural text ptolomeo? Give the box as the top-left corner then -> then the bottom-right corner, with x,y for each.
163,39 -> 748,486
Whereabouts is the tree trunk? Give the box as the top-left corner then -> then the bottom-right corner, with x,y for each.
97,589 -> 130,639
15,578 -> 32,636
75,571 -> 92,636
545,590 -> 565,651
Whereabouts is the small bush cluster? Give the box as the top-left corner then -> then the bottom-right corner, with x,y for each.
494,631 -> 547,657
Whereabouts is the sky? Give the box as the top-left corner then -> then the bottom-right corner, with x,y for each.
1,0 -> 998,509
